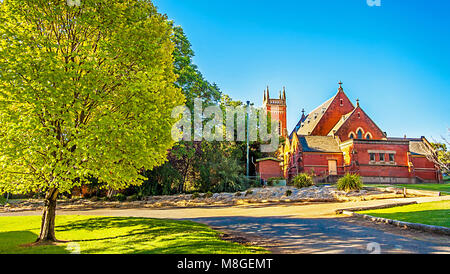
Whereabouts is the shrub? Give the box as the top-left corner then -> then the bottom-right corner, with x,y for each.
292,173 -> 314,189
245,190 -> 253,196
205,191 -> 213,198
235,192 -> 242,197
285,190 -> 292,196
114,193 -> 127,202
267,177 -> 284,187
337,173 -> 363,192
192,193 -> 200,199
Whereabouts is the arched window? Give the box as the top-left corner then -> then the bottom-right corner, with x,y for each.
349,133 -> 355,139
357,129 -> 363,139
365,132 -> 372,140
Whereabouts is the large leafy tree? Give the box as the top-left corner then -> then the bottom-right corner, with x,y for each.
0,0 -> 184,242
140,26 -> 227,194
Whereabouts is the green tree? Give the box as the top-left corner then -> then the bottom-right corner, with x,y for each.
431,142 -> 450,173
0,0 -> 184,242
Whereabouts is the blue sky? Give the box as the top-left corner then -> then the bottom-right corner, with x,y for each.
153,0 -> 450,141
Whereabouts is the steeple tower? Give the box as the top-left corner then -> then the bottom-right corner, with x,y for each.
262,86 -> 288,138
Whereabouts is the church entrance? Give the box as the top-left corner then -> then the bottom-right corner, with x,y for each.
328,160 -> 337,175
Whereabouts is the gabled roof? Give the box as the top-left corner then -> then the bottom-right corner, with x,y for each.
296,95 -> 335,136
330,105 -> 386,139
256,157 -> 283,163
327,109 -> 356,135
293,83 -> 355,136
298,135 -> 341,153
289,112 -> 307,139
409,138 -> 434,156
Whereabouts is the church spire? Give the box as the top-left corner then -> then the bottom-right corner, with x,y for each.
282,87 -> 286,101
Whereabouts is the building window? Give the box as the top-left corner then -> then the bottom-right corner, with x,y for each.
357,129 -> 363,139
369,153 -> 376,162
340,99 -> 343,106
349,133 -> 355,139
379,153 -> 385,162
389,153 -> 395,162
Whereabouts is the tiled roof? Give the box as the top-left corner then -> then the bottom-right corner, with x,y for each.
296,95 -> 336,136
289,113 -> 308,140
298,135 -> 341,153
409,140 -> 433,156
256,157 -> 283,162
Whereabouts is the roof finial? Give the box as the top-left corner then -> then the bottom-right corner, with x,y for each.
302,108 -> 305,115
338,81 -> 343,91
356,98 -> 360,107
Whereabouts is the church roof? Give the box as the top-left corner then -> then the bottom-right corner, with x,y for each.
409,140 -> 433,156
298,135 -> 341,153
289,111 -> 308,139
327,109 -> 356,135
296,95 -> 335,135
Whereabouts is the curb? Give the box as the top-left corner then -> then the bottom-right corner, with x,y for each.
335,201 -> 418,214
341,210 -> 450,236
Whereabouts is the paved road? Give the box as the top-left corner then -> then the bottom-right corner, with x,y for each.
186,216 -> 450,254
2,196 -> 449,254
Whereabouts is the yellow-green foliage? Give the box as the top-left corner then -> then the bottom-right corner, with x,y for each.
292,173 -> 314,189
337,173 -> 363,192
0,0 -> 185,195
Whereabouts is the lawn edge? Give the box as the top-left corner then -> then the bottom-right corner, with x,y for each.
341,210 -> 450,236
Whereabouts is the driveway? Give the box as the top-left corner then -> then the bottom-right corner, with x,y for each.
2,196 -> 449,254
186,216 -> 450,254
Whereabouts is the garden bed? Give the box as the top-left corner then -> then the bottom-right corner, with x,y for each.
0,185 -> 417,213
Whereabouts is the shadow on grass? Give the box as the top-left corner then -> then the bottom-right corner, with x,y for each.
0,231 -> 68,254
54,217 -> 260,254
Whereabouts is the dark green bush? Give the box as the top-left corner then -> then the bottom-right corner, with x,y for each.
267,177 -> 284,186
114,193 -> 127,202
205,191 -> 213,198
192,193 -> 200,199
285,190 -> 292,196
292,173 -> 314,189
245,190 -> 253,196
337,173 -> 363,192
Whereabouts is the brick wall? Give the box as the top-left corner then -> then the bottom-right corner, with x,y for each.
256,160 -> 283,180
312,90 -> 354,136
335,106 -> 385,142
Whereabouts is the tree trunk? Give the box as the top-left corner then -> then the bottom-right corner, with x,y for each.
37,188 -> 59,242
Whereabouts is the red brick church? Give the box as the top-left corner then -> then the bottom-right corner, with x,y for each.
256,82 -> 442,184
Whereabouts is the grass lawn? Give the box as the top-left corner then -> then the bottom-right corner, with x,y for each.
364,183 -> 450,195
358,200 -> 450,228
0,215 -> 267,254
